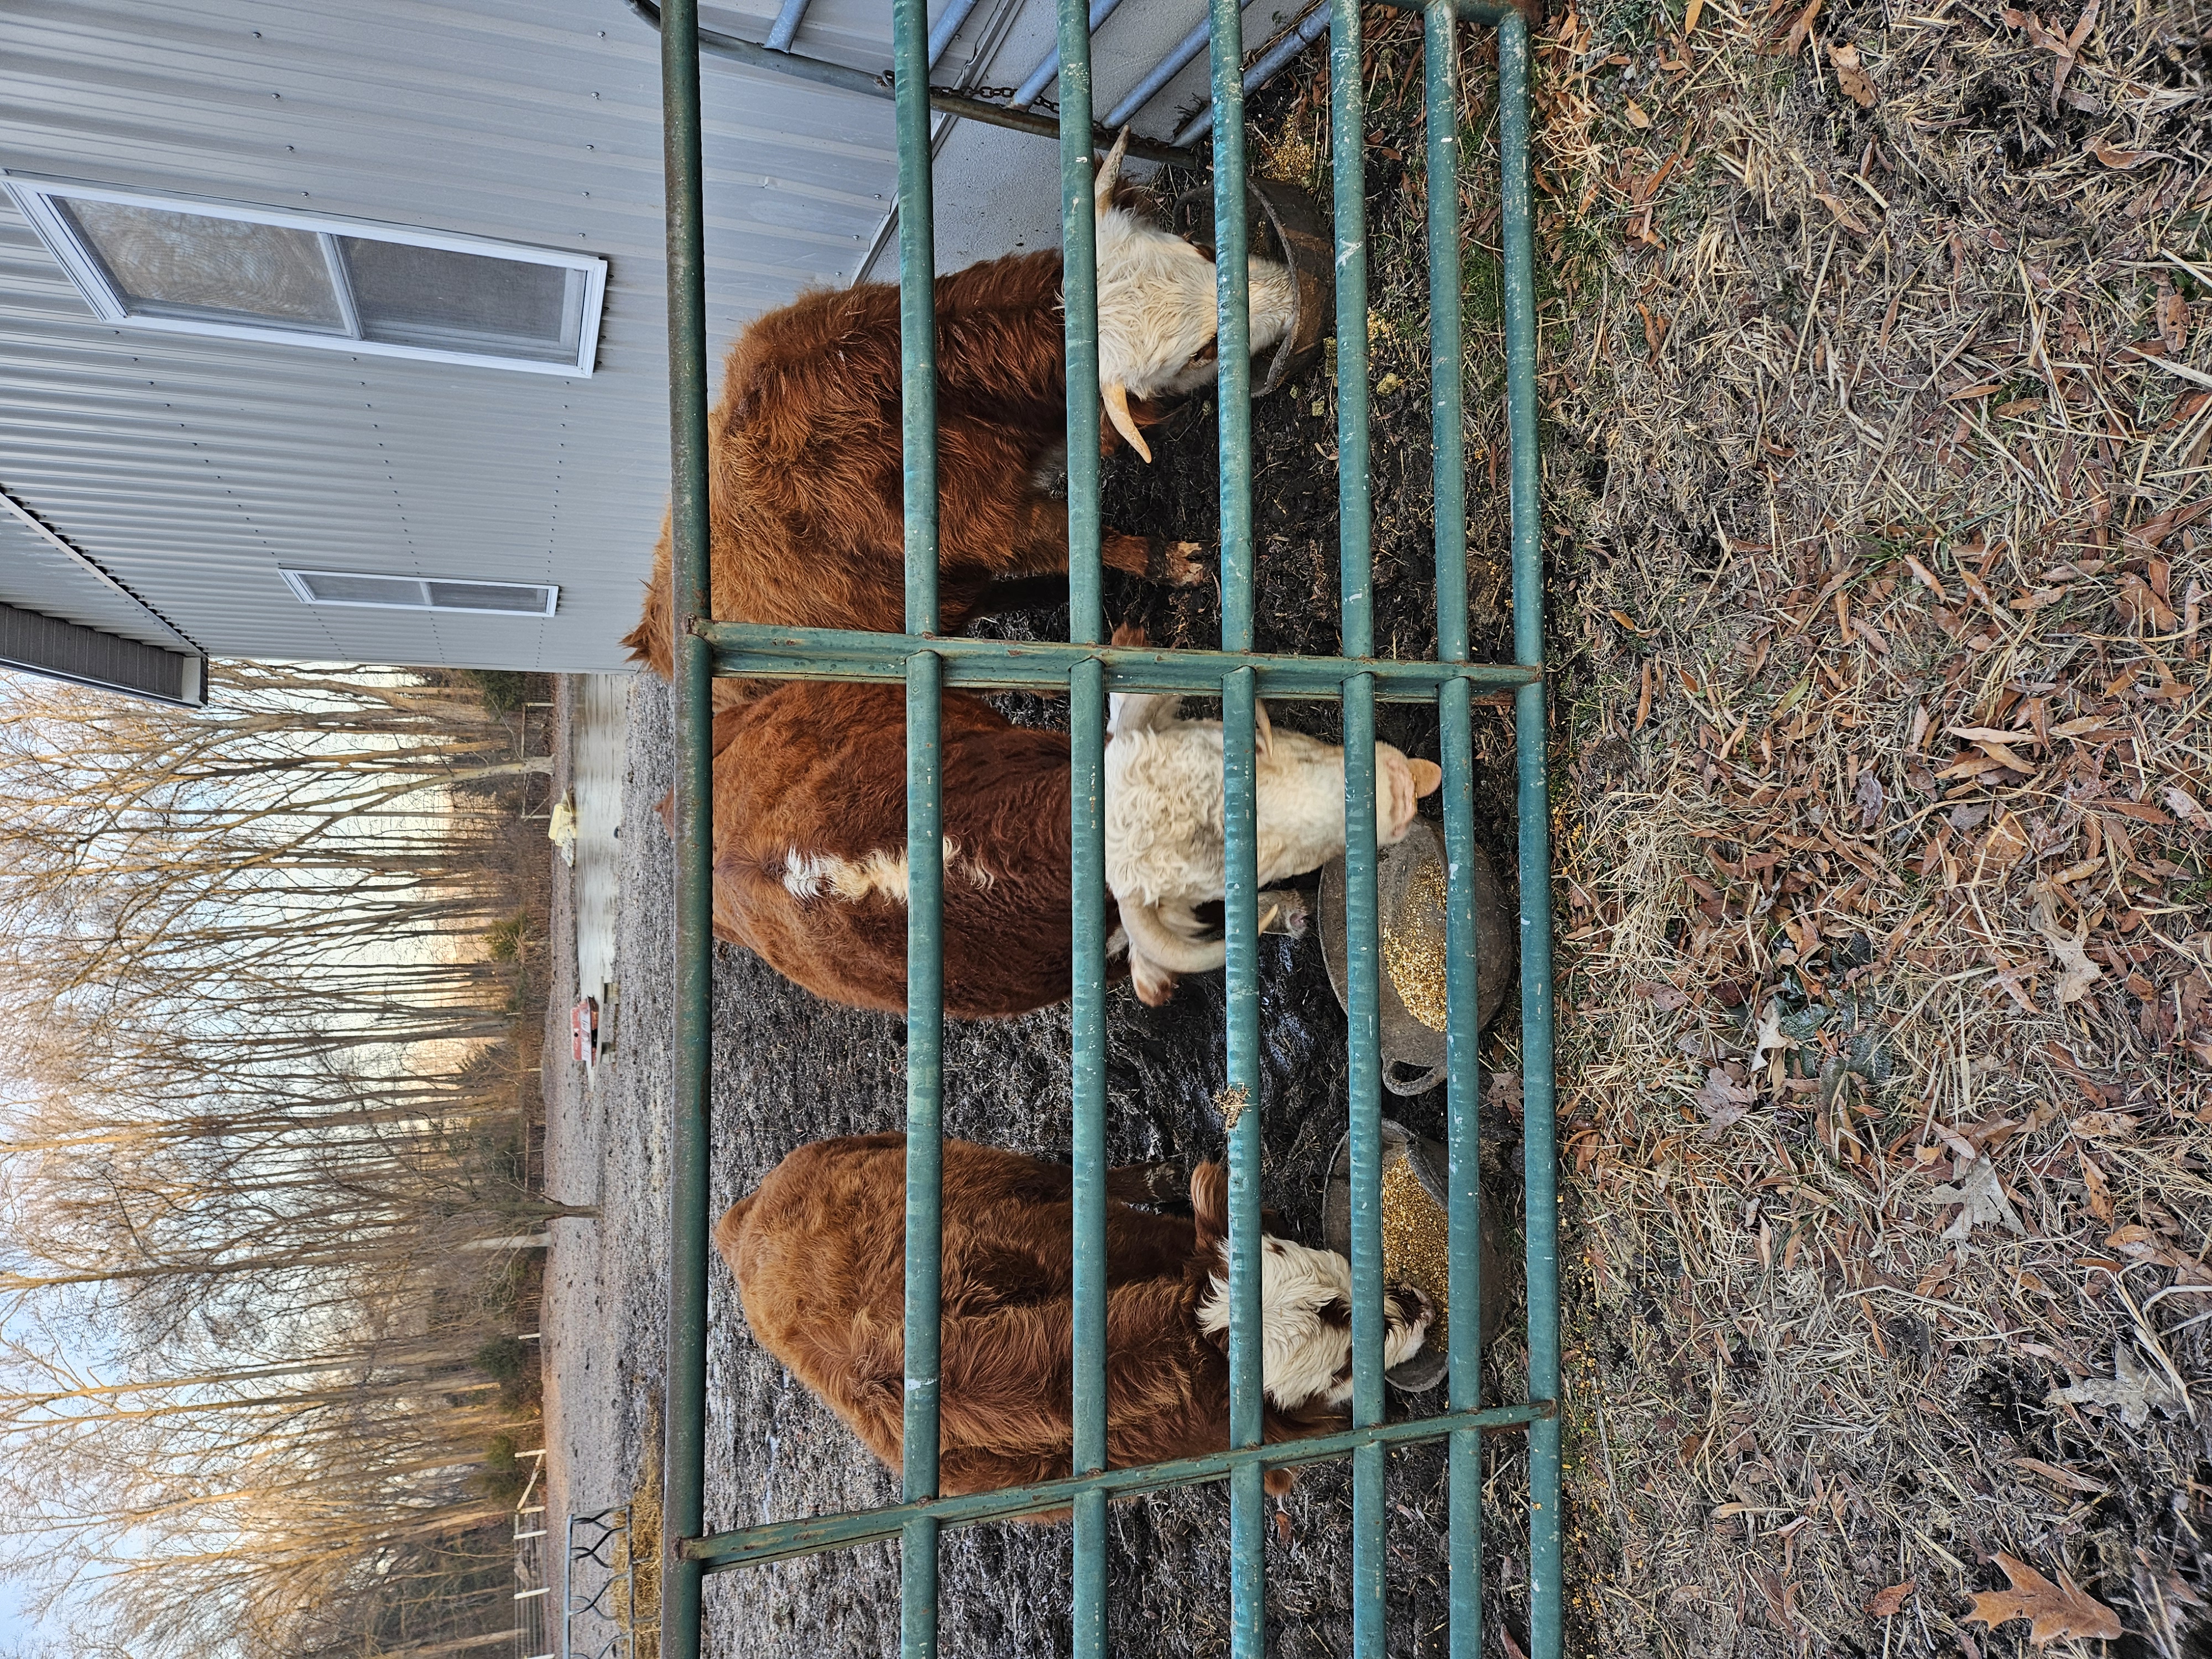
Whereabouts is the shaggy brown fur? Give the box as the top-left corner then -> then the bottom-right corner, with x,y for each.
707,680 -> 1118,1019
716,1136 -> 1329,1501
620,252 -> 1199,694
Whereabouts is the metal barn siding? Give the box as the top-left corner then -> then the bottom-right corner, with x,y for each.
0,0 -> 915,674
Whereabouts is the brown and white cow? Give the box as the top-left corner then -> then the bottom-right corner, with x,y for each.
622,131 -> 1297,693
716,1135 -> 1433,1500
702,649 -> 1439,1018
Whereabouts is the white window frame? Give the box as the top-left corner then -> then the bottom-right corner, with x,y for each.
3,173 -> 607,377
280,568 -> 560,618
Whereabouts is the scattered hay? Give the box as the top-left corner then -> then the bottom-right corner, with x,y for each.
1518,0 -> 2212,1646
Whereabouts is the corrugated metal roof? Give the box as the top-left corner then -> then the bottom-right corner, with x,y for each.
0,503 -> 191,650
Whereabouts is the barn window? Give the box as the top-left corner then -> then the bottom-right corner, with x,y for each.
280,570 -> 558,617
3,176 -> 606,375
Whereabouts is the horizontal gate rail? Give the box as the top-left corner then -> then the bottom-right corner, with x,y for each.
701,622 -> 1541,698
685,1404 -> 1553,1568
656,0 -> 1562,1655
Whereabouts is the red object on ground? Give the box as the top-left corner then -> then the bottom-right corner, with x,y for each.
570,997 -> 598,1064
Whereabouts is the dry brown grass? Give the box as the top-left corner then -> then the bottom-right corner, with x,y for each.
1492,0 -> 2212,1648
622,1399 -> 664,1652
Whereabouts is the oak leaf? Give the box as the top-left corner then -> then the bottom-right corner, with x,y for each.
1697,1066 -> 1755,1138
1924,1154 -> 2026,1240
2033,906 -> 2103,1004
1968,1554 -> 2122,1644
2050,1343 -> 2187,1429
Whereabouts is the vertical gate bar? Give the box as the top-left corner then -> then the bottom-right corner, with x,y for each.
1329,6 -> 1386,1646
1439,677 -> 1484,1659
897,0 -> 940,641
656,0 -> 712,1653
1060,0 -> 1104,653
1208,5 -> 1264,1657
1422,13 -> 1485,1658
1342,677 -> 1386,1659
1328,9 -> 1387,1651
894,4 -> 943,1657
1329,0 -> 1370,651
1426,2 -> 1467,665
1209,0 -> 1254,656
1498,18 -> 1561,1659
1220,666 -> 1265,1659
901,651 -> 946,1659
1057,7 -> 1109,1655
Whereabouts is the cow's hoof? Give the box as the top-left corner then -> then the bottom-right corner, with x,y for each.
1149,538 -> 1208,587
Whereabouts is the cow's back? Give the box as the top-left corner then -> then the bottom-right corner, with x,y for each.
711,681 -> 1111,1018
719,1137 -> 1218,1495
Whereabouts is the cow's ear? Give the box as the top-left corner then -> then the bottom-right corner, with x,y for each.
1190,1160 -> 1229,1250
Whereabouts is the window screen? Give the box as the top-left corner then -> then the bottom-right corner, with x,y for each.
341,238 -> 578,361
284,570 -> 557,617
6,177 -> 607,375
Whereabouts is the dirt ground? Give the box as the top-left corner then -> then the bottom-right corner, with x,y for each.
544,2 -> 2212,1655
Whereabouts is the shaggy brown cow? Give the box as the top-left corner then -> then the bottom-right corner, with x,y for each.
716,1135 -> 1433,1500
708,679 -> 1092,1019
704,646 -> 1432,1018
620,135 -> 1298,694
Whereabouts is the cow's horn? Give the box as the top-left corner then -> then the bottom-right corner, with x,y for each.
1095,126 -> 1131,211
1103,381 -> 1151,462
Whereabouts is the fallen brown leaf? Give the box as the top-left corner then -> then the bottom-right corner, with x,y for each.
2013,1456 -> 2105,1494
1966,1553 -> 2122,1645
2105,1223 -> 2212,1284
2051,1343 -> 2187,1430
1775,0 -> 1823,55
2090,135 -> 2167,169
1864,1579 -> 1914,1618
1924,1154 -> 2026,1240
2158,280 -> 2190,356
1829,40 -> 1877,106
1624,98 -> 1651,129
2118,572 -> 2181,630
2034,906 -> 2104,1004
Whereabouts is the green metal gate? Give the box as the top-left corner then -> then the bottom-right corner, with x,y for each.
653,1 -> 1562,1653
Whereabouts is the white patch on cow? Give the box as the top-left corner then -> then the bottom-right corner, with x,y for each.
1094,209 -> 1297,404
782,849 -> 833,900
1103,700 -> 1428,990
1196,1237 -> 1430,1412
786,839 -> 990,906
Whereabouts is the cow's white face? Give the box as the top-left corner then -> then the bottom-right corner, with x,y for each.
1197,1235 -> 1433,1411
1090,129 -> 1298,461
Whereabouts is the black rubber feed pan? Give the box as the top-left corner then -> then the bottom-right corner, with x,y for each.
1318,819 -> 1516,1097
1321,1119 -> 1514,1395
1170,176 -> 1334,397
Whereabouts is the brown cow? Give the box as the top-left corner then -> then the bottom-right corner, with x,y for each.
620,136 -> 1297,693
716,1135 -> 1433,1501
705,651 -> 1434,1018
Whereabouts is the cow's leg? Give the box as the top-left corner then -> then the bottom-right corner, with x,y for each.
1104,1161 -> 1187,1209
964,572 -> 1070,622
1103,530 -> 1207,587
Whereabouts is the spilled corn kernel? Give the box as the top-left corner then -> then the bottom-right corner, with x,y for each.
1381,1155 -> 1450,1350
1383,858 -> 1450,1032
